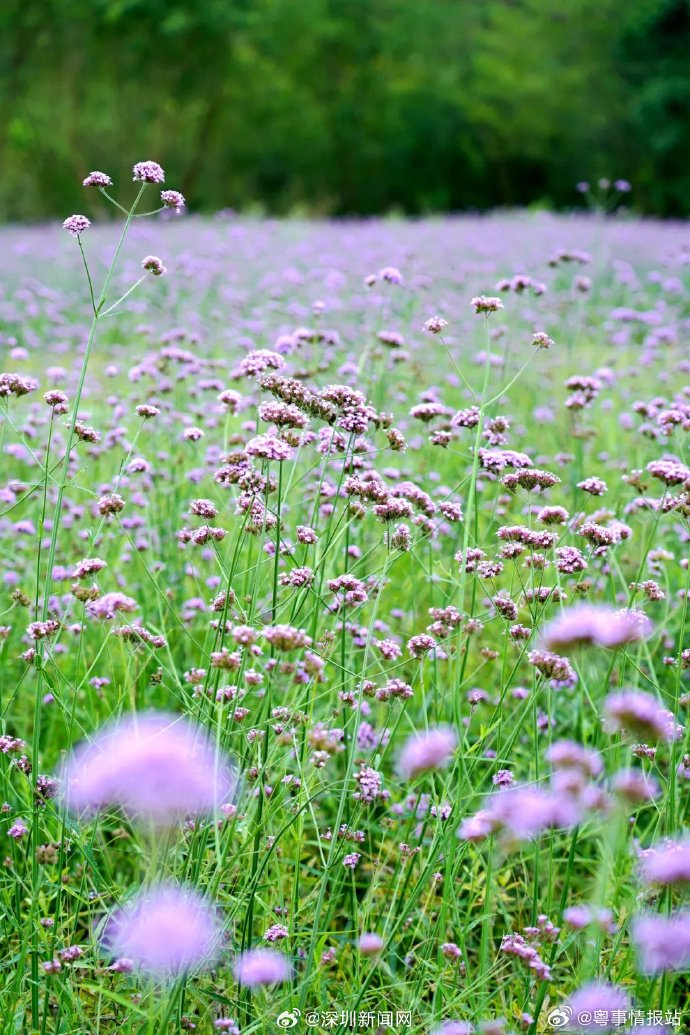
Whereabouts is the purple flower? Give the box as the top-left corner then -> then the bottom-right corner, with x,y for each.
233,948 -> 291,987
102,884 -> 220,977
470,295 -> 503,314
62,215 -> 91,236
160,189 -> 186,210
378,266 -> 403,284
357,933 -> 384,955
423,316 -> 448,334
62,712 -> 235,825
458,784 -> 579,849
639,839 -> 690,886
541,604 -> 651,654
563,981 -> 630,1029
604,690 -> 680,744
398,727 -> 457,779
132,161 -> 165,184
632,912 -> 690,973
142,255 -> 167,277
83,171 -> 112,188
7,818 -> 28,840
430,1024 -> 473,1035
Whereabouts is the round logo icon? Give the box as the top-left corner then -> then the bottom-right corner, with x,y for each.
276,1010 -> 301,1029
546,1006 -> 572,1028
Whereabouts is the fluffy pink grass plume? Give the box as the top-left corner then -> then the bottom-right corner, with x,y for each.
563,980 -> 630,1029
233,948 -> 291,987
541,604 -> 651,654
61,712 -> 235,825
398,727 -> 457,779
101,883 -> 220,977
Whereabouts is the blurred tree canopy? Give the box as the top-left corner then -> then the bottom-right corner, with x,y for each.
1,0 -> 689,220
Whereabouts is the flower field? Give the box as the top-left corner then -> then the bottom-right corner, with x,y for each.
1,174 -> 690,1033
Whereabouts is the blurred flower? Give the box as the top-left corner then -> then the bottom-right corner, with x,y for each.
541,604 -> 651,654
357,933 -> 384,955
398,727 -> 457,779
632,912 -> 690,973
563,981 -> 630,1030
604,690 -> 681,744
233,948 -> 291,987
61,712 -> 235,825
142,255 -> 167,277
102,883 -> 220,977
470,295 -> 503,314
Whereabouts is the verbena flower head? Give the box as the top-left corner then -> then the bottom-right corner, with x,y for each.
423,316 -> 448,334
639,839 -> 690,886
62,215 -> 91,236
83,171 -> 112,188
161,190 -> 185,211
563,980 -> 630,1030
398,727 -> 457,779
603,689 -> 681,744
430,1023 -> 473,1035
233,948 -> 291,987
62,712 -> 235,825
142,255 -> 167,277
541,604 -> 652,654
471,295 -> 503,314
632,912 -> 690,973
101,883 -> 220,977
357,932 -> 384,955
132,160 -> 165,184
378,266 -> 403,284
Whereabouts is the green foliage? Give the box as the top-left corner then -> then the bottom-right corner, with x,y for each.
0,0 -> 689,219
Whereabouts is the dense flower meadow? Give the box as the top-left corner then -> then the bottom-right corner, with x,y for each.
1,168 -> 690,1034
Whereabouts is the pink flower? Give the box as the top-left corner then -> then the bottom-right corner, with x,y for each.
132,161 -> 165,184
470,295 -> 503,314
142,255 -> 167,277
83,171 -> 112,188
398,727 -> 457,779
62,712 -> 235,825
541,604 -> 651,654
357,933 -> 384,955
62,215 -> 91,236
563,981 -> 630,1030
102,884 -> 220,977
604,690 -> 680,744
233,948 -> 291,987
632,912 -> 690,973
160,190 -> 186,211
639,839 -> 690,886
